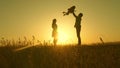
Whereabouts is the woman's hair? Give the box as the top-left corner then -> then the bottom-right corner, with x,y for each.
52,18 -> 57,29
53,19 -> 56,23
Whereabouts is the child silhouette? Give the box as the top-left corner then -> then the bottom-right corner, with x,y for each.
63,6 -> 76,16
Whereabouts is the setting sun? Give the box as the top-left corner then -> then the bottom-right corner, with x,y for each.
57,29 -> 69,44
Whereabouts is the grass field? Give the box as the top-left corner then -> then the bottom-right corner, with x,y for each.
0,42 -> 120,68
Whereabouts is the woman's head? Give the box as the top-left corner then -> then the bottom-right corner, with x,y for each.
53,19 -> 57,23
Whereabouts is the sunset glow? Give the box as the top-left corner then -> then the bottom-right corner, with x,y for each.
57,30 -> 69,44
0,0 -> 120,45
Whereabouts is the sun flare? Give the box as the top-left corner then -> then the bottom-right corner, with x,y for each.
58,30 -> 69,44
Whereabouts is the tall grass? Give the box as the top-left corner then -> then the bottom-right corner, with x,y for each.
0,36 -> 52,47
0,42 -> 120,68
0,36 -> 120,68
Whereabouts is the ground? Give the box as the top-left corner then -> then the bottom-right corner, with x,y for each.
0,42 -> 120,68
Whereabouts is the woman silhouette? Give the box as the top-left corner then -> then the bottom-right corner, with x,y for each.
52,19 -> 58,45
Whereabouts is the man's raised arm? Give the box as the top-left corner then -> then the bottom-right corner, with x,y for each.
73,12 -> 77,18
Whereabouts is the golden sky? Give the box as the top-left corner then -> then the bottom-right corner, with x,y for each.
0,0 -> 120,44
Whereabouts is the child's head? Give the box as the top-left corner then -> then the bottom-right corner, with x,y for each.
68,6 -> 76,13
71,6 -> 76,9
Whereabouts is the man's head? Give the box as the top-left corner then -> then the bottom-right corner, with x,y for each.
78,13 -> 83,17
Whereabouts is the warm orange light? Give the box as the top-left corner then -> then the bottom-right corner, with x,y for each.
57,30 -> 69,44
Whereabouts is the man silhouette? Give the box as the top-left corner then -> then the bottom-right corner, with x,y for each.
72,12 -> 83,45
52,19 -> 58,45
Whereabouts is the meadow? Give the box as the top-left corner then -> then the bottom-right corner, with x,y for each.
0,41 -> 120,68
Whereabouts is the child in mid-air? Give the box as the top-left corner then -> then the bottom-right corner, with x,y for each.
63,6 -> 76,16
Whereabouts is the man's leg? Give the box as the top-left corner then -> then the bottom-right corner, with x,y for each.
76,27 -> 81,45
78,36 -> 81,45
